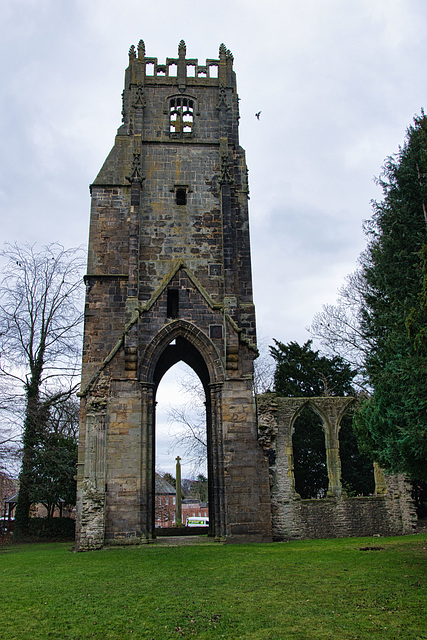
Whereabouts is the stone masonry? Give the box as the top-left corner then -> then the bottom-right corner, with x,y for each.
257,394 -> 417,541
75,40 -> 272,550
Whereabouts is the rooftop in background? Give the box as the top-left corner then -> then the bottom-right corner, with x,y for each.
155,474 -> 176,495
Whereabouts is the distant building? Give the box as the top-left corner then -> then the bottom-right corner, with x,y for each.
182,499 -> 208,525
155,474 -> 176,528
0,471 -> 18,507
155,474 -> 208,528
1,473 -> 18,533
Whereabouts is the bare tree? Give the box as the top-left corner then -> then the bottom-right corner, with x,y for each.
46,394 -> 80,440
0,376 -> 24,476
0,435 -> 21,478
167,371 -> 207,475
253,332 -> 275,395
309,267 -> 374,392
0,243 -> 85,534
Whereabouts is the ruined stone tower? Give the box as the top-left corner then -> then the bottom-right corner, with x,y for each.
76,40 -> 272,549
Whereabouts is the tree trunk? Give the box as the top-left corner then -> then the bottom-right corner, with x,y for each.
14,364 -> 44,538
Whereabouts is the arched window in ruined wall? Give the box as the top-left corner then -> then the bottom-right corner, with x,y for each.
338,408 -> 375,496
290,399 -> 374,499
258,396 -> 375,500
290,401 -> 374,499
292,406 -> 328,499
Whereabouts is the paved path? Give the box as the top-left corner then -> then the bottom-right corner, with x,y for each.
154,535 -> 221,546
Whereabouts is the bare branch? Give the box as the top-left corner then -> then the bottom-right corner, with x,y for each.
309,268 -> 373,393
253,332 -> 275,394
0,243 -> 85,531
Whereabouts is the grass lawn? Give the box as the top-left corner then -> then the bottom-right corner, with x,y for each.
0,534 -> 426,640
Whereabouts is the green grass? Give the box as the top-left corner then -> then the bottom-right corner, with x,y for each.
0,535 -> 426,639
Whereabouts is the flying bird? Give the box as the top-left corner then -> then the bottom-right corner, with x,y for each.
255,111 -> 261,120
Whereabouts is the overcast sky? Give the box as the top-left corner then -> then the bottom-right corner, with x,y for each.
2,0 -> 427,477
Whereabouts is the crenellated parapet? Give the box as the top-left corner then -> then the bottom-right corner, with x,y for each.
124,39 -> 235,86
116,40 -> 240,150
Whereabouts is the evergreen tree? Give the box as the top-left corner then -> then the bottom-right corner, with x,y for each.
355,113 -> 427,481
27,396 -> 79,516
29,431 -> 77,517
192,474 -> 208,503
271,340 -> 355,397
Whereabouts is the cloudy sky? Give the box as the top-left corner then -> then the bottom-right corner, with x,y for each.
2,0 -> 427,476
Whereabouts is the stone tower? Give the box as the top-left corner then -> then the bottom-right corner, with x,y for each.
76,40 -> 272,549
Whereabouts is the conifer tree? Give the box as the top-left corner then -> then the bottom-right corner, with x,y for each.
354,114 -> 427,480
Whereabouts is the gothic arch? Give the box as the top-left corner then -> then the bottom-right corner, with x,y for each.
258,395 -> 358,502
140,319 -> 225,391
290,401 -> 329,500
139,320 -> 228,540
288,398 -> 356,436
288,400 -> 323,436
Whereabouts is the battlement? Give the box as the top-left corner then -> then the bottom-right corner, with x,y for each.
126,40 -> 235,86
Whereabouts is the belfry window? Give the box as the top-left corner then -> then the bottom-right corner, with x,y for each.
169,98 -> 194,136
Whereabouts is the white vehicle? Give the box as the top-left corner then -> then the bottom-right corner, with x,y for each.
186,516 -> 209,527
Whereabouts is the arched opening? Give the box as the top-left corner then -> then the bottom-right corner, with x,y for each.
292,407 -> 328,499
155,361 -> 209,532
150,334 -> 215,537
339,410 -> 375,496
140,321 -> 226,541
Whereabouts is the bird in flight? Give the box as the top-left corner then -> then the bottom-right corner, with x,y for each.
255,111 -> 261,120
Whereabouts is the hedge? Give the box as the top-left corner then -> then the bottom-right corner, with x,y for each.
27,517 -> 75,540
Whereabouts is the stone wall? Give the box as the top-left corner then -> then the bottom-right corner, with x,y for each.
257,394 -> 417,541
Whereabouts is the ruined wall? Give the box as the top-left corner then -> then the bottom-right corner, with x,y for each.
257,394 -> 417,541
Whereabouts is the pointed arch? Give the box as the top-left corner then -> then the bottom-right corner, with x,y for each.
139,320 -> 226,540
140,319 -> 225,392
288,399 -> 311,436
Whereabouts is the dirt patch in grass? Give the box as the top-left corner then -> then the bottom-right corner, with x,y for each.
358,546 -> 384,551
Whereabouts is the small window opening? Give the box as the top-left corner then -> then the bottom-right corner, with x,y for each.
209,64 -> 218,78
210,325 -> 223,339
167,289 -> 179,319
209,264 -> 222,277
168,63 -> 177,76
176,188 -> 187,205
197,67 -> 207,77
145,62 -> 154,76
186,64 -> 196,77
